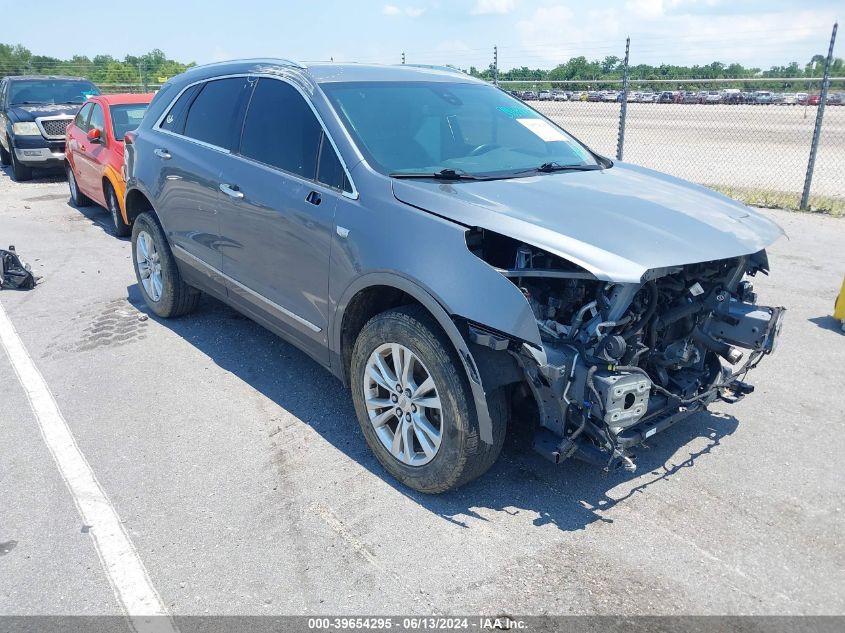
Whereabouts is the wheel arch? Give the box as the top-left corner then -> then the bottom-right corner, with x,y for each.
102,167 -> 129,222
124,186 -> 156,226
333,272 -> 495,444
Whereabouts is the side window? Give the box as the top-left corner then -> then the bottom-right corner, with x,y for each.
74,102 -> 93,131
0,80 -> 6,108
239,78 -> 321,178
88,104 -> 105,136
316,133 -> 350,192
159,83 -> 201,134
183,78 -> 252,150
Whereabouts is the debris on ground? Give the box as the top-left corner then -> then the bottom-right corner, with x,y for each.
0,245 -> 37,290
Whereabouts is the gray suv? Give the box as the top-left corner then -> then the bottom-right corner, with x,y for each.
125,60 -> 784,493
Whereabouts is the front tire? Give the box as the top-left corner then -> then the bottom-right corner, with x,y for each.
105,182 -> 131,237
11,146 -> 33,182
131,212 -> 200,318
0,138 -> 10,167
350,306 -> 506,493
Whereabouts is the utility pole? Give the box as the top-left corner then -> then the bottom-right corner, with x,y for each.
616,37 -> 631,161
800,22 -> 837,210
401,52 -> 405,65
493,45 -> 498,86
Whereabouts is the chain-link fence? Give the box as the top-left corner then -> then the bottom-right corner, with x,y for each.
501,78 -> 845,212
96,83 -> 163,94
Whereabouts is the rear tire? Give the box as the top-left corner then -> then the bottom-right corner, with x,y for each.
131,211 -> 200,318
350,305 -> 507,493
11,147 -> 32,182
105,182 -> 131,237
67,165 -> 91,206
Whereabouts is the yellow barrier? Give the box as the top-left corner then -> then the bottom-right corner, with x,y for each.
835,276 -> 845,324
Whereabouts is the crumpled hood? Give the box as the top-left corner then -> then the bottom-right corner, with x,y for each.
392,162 -> 784,282
8,104 -> 80,122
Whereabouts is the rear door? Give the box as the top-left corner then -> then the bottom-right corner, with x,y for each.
215,77 -> 345,361
75,102 -> 107,204
66,101 -> 93,178
151,77 -> 252,293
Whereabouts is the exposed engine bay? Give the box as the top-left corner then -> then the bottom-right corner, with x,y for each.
466,229 -> 785,472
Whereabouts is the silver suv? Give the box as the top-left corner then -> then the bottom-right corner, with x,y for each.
125,60 -> 784,493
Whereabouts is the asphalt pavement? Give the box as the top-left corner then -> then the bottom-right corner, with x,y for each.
0,165 -> 843,620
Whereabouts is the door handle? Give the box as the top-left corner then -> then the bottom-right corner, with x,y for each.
305,191 -> 322,206
153,148 -> 171,160
219,183 -> 244,199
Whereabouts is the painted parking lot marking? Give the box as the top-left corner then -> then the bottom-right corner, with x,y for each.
0,299 -> 177,633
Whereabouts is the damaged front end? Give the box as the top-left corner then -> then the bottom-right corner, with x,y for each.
466,229 -> 785,473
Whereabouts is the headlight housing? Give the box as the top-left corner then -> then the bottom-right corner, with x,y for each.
12,122 -> 41,136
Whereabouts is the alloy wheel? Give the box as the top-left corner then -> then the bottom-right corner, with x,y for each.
136,230 -> 163,302
108,189 -> 119,226
68,170 -> 79,200
363,343 -> 443,466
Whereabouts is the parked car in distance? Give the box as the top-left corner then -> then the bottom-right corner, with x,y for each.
703,91 -> 722,104
601,91 -> 618,102
657,91 -> 675,103
796,92 -> 809,104
807,94 -> 821,105
0,75 -> 100,181
551,91 -> 567,101
721,89 -> 743,104
65,93 -> 154,236
779,93 -> 798,105
753,91 -> 773,104
639,91 -> 656,103
124,60 -> 785,493
537,90 -> 552,101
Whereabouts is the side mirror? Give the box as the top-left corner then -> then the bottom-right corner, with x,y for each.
87,128 -> 102,143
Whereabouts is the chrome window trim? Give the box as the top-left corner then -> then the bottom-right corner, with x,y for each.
153,72 -> 359,200
157,127 -> 232,155
172,244 -> 322,333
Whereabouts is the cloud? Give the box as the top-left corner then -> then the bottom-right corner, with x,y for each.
514,3 -> 835,69
383,4 -> 425,17
471,0 -> 516,15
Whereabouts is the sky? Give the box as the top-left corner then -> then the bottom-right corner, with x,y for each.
4,0 -> 841,71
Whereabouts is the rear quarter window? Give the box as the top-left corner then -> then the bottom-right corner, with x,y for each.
74,102 -> 93,131
182,78 -> 252,150
159,84 -> 201,135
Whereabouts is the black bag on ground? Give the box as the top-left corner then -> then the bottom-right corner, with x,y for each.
0,246 -> 36,290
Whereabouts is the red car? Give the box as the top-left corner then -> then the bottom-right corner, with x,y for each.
65,93 -> 154,236
808,95 -> 821,105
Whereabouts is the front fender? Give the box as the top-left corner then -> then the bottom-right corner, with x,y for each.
333,271 -> 496,444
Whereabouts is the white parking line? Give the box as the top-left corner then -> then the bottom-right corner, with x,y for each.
0,299 -> 177,633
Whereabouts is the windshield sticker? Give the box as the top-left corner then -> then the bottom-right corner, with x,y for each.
497,105 -> 533,119
82,91 -> 98,99
516,118 -> 568,142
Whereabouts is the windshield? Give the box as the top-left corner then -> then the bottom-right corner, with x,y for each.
9,80 -> 100,106
110,103 -> 149,140
321,81 -> 598,177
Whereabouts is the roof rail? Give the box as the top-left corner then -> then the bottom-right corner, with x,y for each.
189,57 -> 305,71
400,64 -> 466,75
